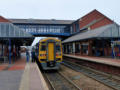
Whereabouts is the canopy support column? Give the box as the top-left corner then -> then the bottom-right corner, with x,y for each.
88,40 -> 92,56
9,39 -> 11,64
111,40 -> 115,58
102,40 -> 105,56
73,42 -> 75,54
65,44 -> 68,54
119,40 -> 120,54
1,43 -> 3,56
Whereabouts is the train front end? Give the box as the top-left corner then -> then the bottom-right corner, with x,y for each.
38,38 -> 62,70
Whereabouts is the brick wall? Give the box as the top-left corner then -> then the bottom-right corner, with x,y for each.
79,9 -> 113,30
0,16 -> 10,22
90,17 -> 113,30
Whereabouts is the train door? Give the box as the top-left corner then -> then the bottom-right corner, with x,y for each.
48,43 -> 54,61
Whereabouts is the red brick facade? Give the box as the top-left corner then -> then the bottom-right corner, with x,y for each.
79,9 -> 113,30
90,17 -> 113,29
0,16 -> 10,22
66,10 -> 116,56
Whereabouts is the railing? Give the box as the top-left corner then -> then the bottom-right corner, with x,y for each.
30,32 -> 71,36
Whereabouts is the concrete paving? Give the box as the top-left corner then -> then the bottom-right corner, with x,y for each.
0,70 -> 23,90
0,57 -> 49,90
64,54 -> 120,68
19,63 -> 49,90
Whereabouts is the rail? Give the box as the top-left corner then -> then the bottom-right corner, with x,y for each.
62,60 -> 120,90
44,71 -> 82,90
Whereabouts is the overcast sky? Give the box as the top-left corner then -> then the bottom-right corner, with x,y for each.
0,0 -> 120,24
0,0 -> 119,46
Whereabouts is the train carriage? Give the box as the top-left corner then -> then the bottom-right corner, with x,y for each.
35,38 -> 62,70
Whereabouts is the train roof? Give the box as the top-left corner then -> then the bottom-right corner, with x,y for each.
39,37 -> 61,42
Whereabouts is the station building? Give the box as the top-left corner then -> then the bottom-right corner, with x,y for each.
63,10 -> 120,57
0,9 -> 120,64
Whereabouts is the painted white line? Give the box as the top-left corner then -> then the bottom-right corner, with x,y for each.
35,63 -> 49,90
19,63 -> 30,90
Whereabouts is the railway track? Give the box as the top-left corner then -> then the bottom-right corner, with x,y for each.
62,60 -> 120,90
44,71 -> 82,90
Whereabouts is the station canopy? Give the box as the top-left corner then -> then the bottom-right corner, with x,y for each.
0,22 -> 34,45
0,22 -> 33,38
62,24 -> 120,43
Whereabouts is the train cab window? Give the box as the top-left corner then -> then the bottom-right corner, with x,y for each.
41,45 -> 46,51
56,45 -> 61,52
42,42 -> 46,44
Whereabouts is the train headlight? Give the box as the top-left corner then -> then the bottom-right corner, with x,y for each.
56,52 -> 61,56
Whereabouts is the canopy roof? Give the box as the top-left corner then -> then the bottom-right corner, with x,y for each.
62,24 -> 120,43
0,22 -> 33,38
9,19 -> 74,25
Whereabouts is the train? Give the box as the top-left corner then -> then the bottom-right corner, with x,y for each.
35,37 -> 62,70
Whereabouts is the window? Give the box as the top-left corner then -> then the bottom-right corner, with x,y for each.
40,45 -> 46,51
56,45 -> 61,52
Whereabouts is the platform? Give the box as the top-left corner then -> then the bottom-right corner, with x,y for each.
63,54 -> 120,76
63,54 -> 120,68
0,57 -> 49,90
